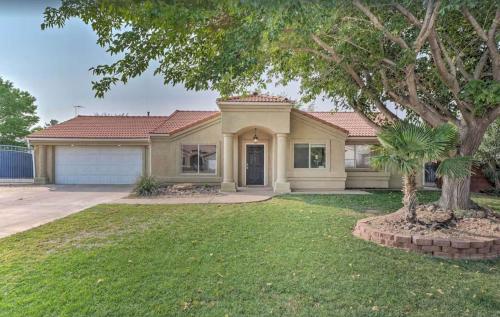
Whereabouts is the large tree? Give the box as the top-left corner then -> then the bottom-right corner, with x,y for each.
42,0 -> 500,209
0,77 -> 39,146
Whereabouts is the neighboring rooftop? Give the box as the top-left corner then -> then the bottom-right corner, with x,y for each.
28,109 -> 377,139
217,93 -> 294,104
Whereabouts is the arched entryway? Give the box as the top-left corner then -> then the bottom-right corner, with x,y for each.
236,126 -> 273,187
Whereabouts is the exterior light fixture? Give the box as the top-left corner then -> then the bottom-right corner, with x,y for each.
253,128 -> 259,143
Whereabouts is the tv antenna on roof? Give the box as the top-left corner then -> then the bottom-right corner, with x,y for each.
73,105 -> 84,116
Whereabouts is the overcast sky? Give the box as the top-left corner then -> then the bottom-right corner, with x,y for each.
0,1 -> 334,124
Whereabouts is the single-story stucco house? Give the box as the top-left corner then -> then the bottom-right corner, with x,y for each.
28,94 -> 421,192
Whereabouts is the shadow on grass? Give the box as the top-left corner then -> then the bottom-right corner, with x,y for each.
279,190 -> 441,214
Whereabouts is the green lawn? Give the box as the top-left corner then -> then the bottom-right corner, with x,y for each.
0,191 -> 499,317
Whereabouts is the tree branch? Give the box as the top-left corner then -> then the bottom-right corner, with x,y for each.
461,7 -> 488,41
353,0 -> 409,50
462,7 -> 500,80
487,105 -> 500,123
310,34 -> 399,122
427,31 -> 461,96
456,54 -> 472,80
392,3 -> 420,26
413,0 -> 440,52
473,49 -> 490,79
380,68 -> 452,126
349,98 -> 383,130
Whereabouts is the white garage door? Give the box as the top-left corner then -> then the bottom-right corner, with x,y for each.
55,146 -> 144,184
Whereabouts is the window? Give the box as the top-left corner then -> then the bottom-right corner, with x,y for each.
294,143 -> 326,168
345,145 -> 372,168
182,144 -> 216,174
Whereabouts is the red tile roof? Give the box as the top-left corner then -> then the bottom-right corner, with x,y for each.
28,109 -> 377,139
306,112 -> 378,137
293,109 -> 349,134
28,115 -> 169,139
151,111 -> 220,134
217,93 -> 293,104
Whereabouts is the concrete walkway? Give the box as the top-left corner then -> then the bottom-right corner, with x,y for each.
114,187 -> 276,205
0,185 -> 131,239
114,188 -> 370,205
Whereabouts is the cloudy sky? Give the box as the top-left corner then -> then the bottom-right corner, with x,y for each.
0,1 -> 333,124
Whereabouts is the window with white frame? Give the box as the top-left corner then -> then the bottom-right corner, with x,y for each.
181,144 -> 216,174
293,143 -> 326,168
345,145 -> 372,168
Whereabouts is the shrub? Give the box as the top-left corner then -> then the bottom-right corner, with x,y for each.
134,176 -> 160,196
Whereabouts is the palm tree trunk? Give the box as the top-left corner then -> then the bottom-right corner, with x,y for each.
402,173 -> 417,223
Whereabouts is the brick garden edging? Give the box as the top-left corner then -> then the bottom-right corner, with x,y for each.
353,216 -> 500,260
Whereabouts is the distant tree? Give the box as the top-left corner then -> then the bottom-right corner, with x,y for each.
44,119 -> 59,128
306,104 -> 316,112
475,119 -> 500,190
0,77 -> 39,146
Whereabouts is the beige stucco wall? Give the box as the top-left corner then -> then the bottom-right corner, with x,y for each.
345,170 -> 390,188
150,118 -> 223,184
219,103 -> 291,134
287,112 -> 348,190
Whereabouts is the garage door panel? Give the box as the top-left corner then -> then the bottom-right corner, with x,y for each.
55,146 -> 143,184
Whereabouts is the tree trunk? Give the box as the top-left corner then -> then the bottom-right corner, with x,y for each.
438,122 -> 488,210
402,173 -> 417,223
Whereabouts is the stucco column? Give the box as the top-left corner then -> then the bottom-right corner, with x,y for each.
145,144 -> 152,177
274,133 -> 291,193
35,144 -> 48,184
221,133 -> 237,192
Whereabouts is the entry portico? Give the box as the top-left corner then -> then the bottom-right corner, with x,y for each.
218,96 -> 293,193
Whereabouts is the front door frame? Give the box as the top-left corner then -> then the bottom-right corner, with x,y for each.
243,141 -> 267,186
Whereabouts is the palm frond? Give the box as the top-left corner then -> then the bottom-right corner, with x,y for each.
436,156 -> 473,180
372,120 -> 468,180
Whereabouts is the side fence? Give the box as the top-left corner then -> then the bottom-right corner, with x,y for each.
0,145 -> 34,183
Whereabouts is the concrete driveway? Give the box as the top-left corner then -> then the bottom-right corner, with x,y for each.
0,185 -> 131,239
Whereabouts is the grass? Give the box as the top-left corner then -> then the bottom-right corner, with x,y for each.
0,191 -> 499,317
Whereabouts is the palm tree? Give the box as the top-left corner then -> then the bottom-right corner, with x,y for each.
371,121 -> 471,223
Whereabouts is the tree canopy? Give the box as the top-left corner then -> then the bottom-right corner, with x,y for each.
42,0 -> 499,126
0,77 -> 39,146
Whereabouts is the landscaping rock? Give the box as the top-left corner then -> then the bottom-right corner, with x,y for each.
155,184 -> 220,197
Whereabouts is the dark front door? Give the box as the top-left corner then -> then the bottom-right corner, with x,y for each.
246,144 -> 264,185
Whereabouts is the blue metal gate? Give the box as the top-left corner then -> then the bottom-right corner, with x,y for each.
0,145 -> 34,182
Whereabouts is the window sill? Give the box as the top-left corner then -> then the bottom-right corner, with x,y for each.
345,168 -> 376,172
